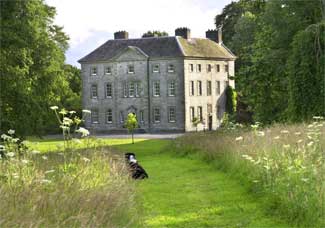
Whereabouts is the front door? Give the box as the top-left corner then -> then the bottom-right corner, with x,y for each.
208,115 -> 212,131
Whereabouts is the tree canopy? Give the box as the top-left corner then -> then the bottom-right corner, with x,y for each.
142,31 -> 169,38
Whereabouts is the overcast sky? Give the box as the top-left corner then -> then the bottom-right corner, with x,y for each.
46,0 -> 235,67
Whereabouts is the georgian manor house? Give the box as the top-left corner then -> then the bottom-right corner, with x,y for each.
78,27 -> 236,133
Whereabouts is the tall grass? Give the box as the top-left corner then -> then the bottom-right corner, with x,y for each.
0,147 -> 138,227
172,121 -> 325,227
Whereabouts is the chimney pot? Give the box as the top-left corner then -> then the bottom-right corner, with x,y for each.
175,27 -> 191,39
205,27 -> 222,44
114,31 -> 129,40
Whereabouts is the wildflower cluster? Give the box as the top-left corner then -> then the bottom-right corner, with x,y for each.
0,129 -> 28,160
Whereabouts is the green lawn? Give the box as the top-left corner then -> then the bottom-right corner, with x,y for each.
29,138 -> 289,227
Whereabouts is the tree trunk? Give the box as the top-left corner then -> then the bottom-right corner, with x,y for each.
132,132 -> 134,144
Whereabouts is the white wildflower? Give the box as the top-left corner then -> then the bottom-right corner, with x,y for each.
50,106 -> 59,110
235,136 -> 243,141
12,138 -> 19,143
294,132 -> 301,135
307,124 -> 314,128
280,130 -> 289,134
42,155 -> 48,160
31,150 -> 40,154
0,145 -> 5,151
82,109 -> 91,114
40,179 -> 52,184
82,157 -> 90,162
301,178 -> 309,183
21,159 -> 29,164
312,116 -> 323,120
307,141 -> 314,147
256,131 -> 265,137
45,170 -> 55,174
1,134 -> 11,140
69,111 -> 76,114
76,127 -> 90,137
12,173 -> 19,179
274,136 -> 280,140
297,139 -> 303,144
8,129 -> 15,135
63,117 -> 73,126
283,144 -> 290,149
7,152 -> 15,157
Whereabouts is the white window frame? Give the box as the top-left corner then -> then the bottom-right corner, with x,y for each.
91,66 -> 97,76
106,109 -> 113,123
135,82 -> 140,97
153,81 -> 160,97
153,64 -> 160,73
123,82 -> 128,97
129,82 -> 135,97
120,111 -> 124,123
91,110 -> 99,124
168,81 -> 176,97
190,107 -> 195,121
91,84 -> 98,99
207,80 -> 211,96
189,81 -> 194,96
168,107 -> 176,123
197,80 -> 202,96
216,80 -> 221,95
197,106 -> 203,121
140,110 -> 144,123
127,65 -> 134,74
105,66 -> 112,75
106,83 -> 112,98
197,64 -> 202,72
153,108 -> 160,123
168,64 -> 175,73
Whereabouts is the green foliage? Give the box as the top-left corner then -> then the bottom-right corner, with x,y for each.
287,22 -> 325,121
142,30 -> 168,38
125,113 -> 138,144
192,117 -> 201,132
0,0 -> 80,136
225,86 -> 237,115
216,0 -> 324,124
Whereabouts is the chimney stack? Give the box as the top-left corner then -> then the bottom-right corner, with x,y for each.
175,27 -> 191,39
205,27 -> 222,44
114,31 -> 129,40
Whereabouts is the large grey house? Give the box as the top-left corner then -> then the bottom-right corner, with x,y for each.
78,27 -> 235,133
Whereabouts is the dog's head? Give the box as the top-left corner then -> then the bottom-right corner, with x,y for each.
125,152 -> 137,163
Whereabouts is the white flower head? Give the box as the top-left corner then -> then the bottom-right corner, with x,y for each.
82,109 -> 91,114
297,139 -> 303,143
280,130 -> 289,134
7,152 -> 15,157
307,141 -> 314,147
45,170 -> 55,174
8,129 -> 15,135
50,106 -> 59,110
283,144 -> 290,149
274,136 -> 280,140
82,157 -> 90,162
235,136 -> 243,141
69,111 -> 76,114
256,131 -> 265,137
1,134 -> 11,140
42,155 -> 48,160
76,127 -> 90,137
40,179 -> 52,184
294,132 -> 301,135
31,150 -> 41,154
21,159 -> 29,164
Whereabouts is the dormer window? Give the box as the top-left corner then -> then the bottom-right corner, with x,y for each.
168,64 -> 175,73
128,65 -> 134,74
153,64 -> 160,73
105,66 -> 112,75
91,66 -> 97,76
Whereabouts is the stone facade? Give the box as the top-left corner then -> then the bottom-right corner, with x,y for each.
79,28 -> 235,133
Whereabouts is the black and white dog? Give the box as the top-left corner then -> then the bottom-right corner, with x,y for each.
125,153 -> 148,179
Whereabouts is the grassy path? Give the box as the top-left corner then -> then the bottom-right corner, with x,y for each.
115,139 -> 289,228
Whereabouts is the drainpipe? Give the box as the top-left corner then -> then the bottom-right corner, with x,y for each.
147,57 -> 151,132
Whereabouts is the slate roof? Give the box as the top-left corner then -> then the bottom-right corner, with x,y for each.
78,36 -> 236,63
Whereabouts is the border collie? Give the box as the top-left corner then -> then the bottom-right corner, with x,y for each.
125,153 -> 148,179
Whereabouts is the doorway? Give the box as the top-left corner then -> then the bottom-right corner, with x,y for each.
208,115 -> 212,131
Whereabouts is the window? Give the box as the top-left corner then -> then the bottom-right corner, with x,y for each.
197,81 -> 202,96
123,82 -> 128,97
216,64 -> 220,72
197,106 -> 203,121
91,66 -> 97,76
106,109 -> 113,123
190,81 -> 194,96
135,82 -> 140,97
153,81 -> 160,97
105,66 -> 112,75
168,64 -> 175,73
120,111 -> 124,123
153,64 -> 160,73
106,83 -> 112,98
91,84 -> 98,99
190,107 -> 195,121
225,64 -> 229,73
168,107 -> 176,122
224,80 -> 229,89
207,64 -> 212,72
197,64 -> 202,72
91,110 -> 99,123
153,108 -> 160,122
140,110 -> 144,123
129,82 -> 135,97
189,64 -> 194,72
168,81 -> 176,96
207,104 -> 212,114
216,81 -> 221,95
128,65 -> 134,74
207,80 -> 212,96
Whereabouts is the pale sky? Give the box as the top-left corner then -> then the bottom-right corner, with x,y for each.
46,0 -> 235,67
